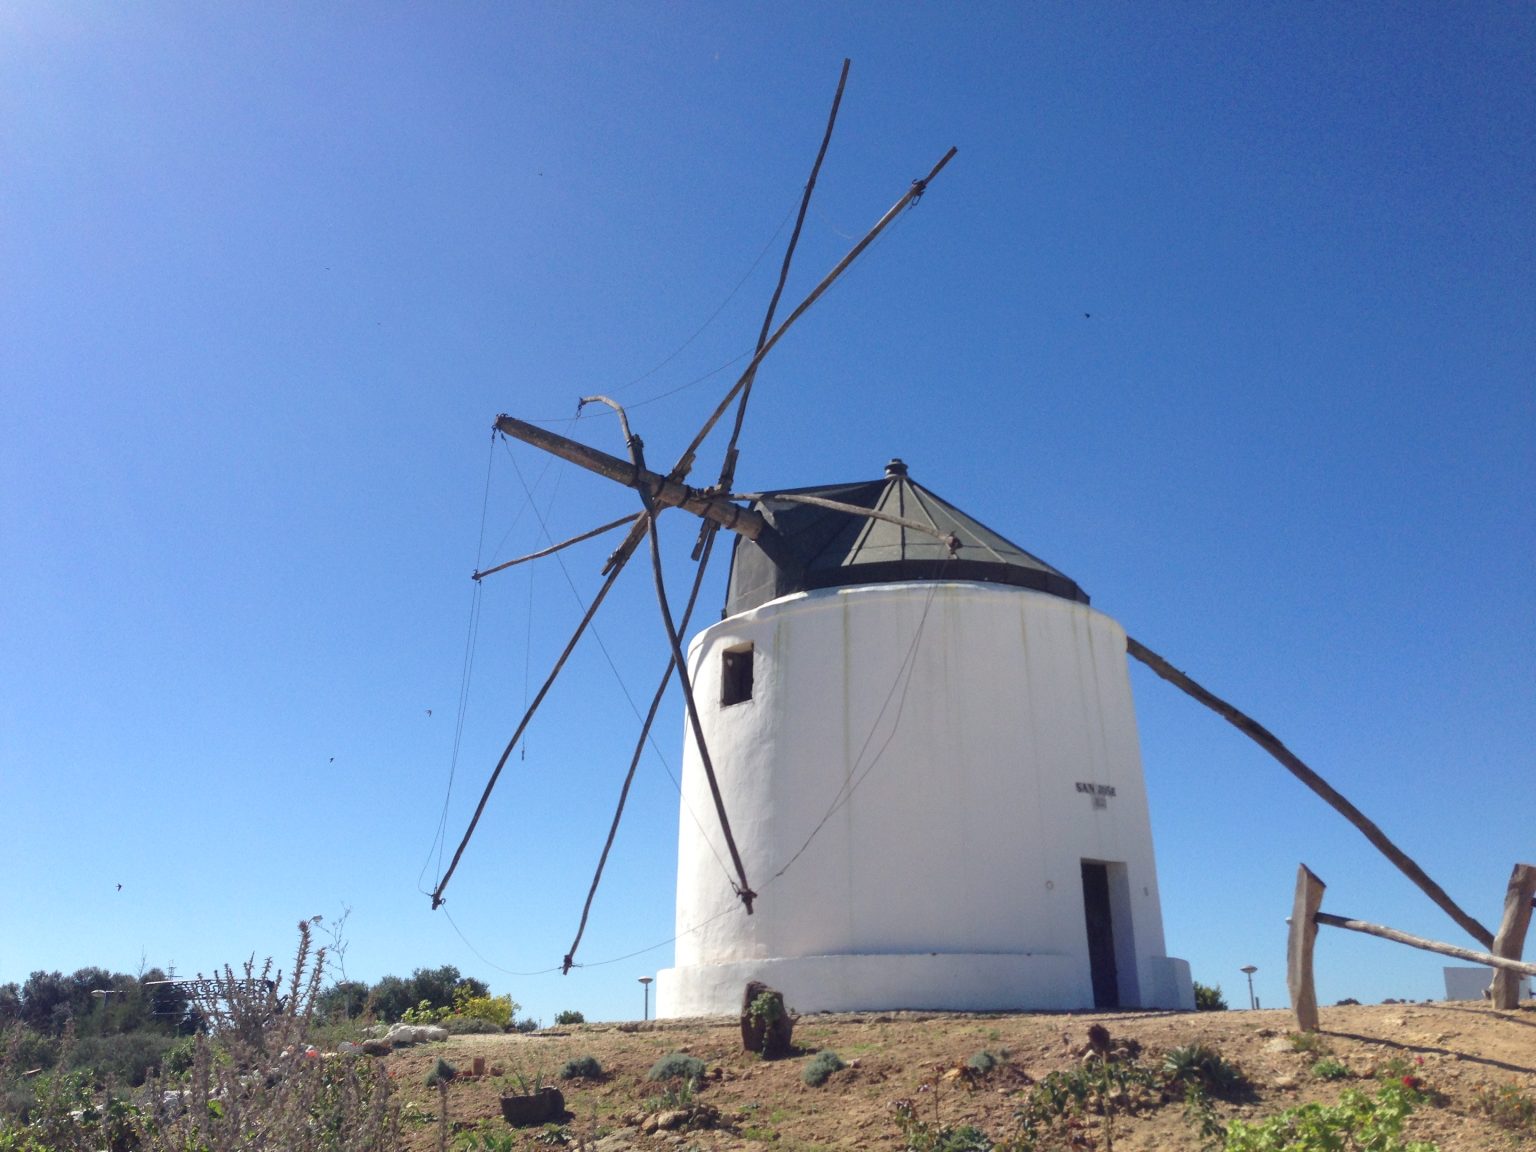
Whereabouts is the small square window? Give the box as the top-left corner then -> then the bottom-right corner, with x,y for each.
721,645 -> 754,706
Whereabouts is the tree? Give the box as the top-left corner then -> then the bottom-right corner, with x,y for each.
20,970 -> 71,1035
317,981 -> 370,1021
1193,981 -> 1228,1011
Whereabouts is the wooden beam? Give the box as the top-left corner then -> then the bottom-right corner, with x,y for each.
1125,637 -> 1495,950
1315,911 -> 1536,977
1491,863 -> 1536,1008
493,414 -> 771,541
1287,864 -> 1326,1033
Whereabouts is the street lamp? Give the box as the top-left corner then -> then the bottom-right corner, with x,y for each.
638,976 -> 653,1022
1240,965 -> 1258,1010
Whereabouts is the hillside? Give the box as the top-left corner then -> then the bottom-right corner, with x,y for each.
386,1001 -> 1535,1150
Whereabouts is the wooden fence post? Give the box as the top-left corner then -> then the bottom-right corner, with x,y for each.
1491,863 -> 1536,1009
1288,865 -> 1326,1033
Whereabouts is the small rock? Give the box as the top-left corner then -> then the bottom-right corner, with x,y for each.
656,1109 -> 689,1131
1273,1075 -> 1298,1089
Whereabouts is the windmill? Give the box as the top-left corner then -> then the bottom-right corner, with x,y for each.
429,64 -> 1534,1019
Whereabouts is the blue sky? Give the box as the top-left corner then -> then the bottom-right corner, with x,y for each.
2,4 -> 1531,1023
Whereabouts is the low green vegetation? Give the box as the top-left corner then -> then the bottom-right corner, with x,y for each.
558,1054 -> 602,1081
1223,1080 -> 1437,1151
1310,1057 -> 1351,1081
801,1050 -> 844,1087
1472,1080 -> 1536,1133
647,1052 -> 706,1083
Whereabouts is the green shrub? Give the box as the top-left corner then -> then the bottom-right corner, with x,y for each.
553,1010 -> 584,1026
1473,1081 -> 1536,1132
802,1050 -> 844,1087
558,1055 -> 601,1081
511,1017 -> 541,1033
966,1049 -> 1006,1075
1193,981 -> 1228,1011
1162,1043 -> 1247,1097
1311,1057 -> 1351,1081
66,1031 -> 177,1088
452,989 -> 516,1028
401,1000 -> 450,1025
647,1053 -> 706,1083
440,1015 -> 501,1035
426,1057 -> 457,1088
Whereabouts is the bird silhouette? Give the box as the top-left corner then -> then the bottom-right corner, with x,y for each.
329,757 -> 335,763
116,884 -> 122,892
426,709 -> 433,717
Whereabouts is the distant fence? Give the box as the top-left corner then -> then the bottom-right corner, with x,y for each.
1286,862 -> 1536,1031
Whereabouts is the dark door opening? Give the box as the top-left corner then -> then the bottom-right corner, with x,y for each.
1081,861 -> 1120,1009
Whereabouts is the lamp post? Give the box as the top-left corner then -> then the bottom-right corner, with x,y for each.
1240,965 -> 1258,1010
638,976 -> 653,1022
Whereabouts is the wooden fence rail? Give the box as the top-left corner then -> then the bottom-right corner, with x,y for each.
1286,862 -> 1536,1031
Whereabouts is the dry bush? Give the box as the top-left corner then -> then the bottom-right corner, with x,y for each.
132,918 -> 400,1152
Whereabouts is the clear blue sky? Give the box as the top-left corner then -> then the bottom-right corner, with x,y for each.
3,4 -> 1531,1023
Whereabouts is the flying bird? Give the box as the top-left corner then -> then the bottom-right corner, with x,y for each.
426,709 -> 433,717
116,884 -> 122,892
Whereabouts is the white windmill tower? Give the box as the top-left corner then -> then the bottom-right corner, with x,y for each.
656,459 -> 1195,1015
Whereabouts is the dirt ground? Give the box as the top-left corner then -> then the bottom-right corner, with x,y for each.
384,1001 -> 1536,1150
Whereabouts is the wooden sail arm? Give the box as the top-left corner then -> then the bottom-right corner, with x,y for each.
1127,636 -> 1495,949
472,512 -> 642,582
493,413 -> 773,542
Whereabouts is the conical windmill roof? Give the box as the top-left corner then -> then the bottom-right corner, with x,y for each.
724,459 -> 1088,617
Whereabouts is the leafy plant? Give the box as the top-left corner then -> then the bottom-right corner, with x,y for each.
893,1098 -> 994,1152
647,1053 -> 706,1083
401,999 -> 451,1025
802,1050 -> 844,1087
1222,1080 -> 1437,1151
512,1017 -> 541,1033
558,1055 -> 602,1081
553,1010 -> 584,1026
426,1057 -> 457,1087
1311,1057 -> 1351,1081
1194,981 -> 1228,1011
748,991 -> 783,1027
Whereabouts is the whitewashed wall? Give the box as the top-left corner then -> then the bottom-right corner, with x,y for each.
656,581 -> 1193,1017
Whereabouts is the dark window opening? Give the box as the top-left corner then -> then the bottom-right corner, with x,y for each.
721,645 -> 754,706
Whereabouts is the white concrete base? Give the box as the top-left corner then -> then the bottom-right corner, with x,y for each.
657,951 -> 1195,1017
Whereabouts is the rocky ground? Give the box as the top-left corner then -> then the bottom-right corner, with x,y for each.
384,1001 -> 1536,1150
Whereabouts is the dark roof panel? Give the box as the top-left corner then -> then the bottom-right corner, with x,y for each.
724,461 -> 1088,616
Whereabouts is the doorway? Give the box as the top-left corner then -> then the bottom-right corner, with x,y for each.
1081,860 -> 1119,1008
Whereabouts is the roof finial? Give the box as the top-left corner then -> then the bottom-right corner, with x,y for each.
884,458 -> 908,478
